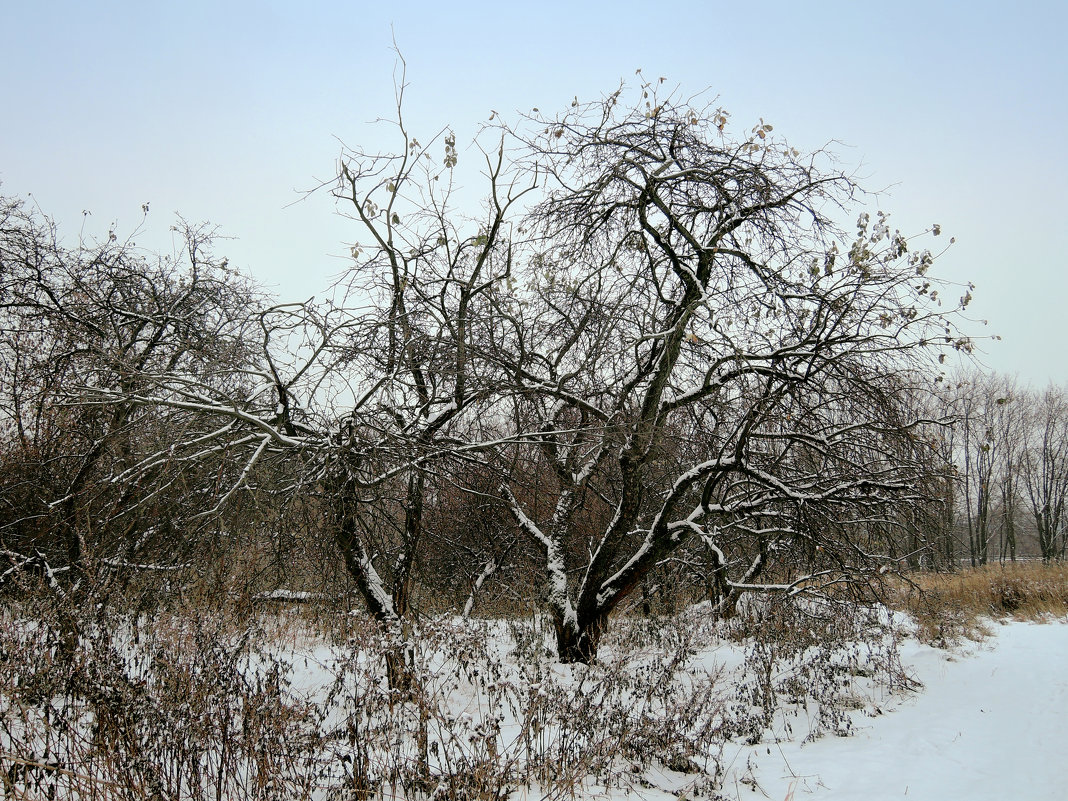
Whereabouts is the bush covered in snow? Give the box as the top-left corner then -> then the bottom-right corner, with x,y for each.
0,588 -> 913,800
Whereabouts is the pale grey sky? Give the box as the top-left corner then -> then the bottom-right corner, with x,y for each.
2,1 -> 1065,382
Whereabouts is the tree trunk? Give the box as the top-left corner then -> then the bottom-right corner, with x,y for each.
552,608 -> 607,665
941,483 -> 956,567
330,473 -> 416,692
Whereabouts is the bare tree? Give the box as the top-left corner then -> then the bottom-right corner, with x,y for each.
74,65 -> 537,683
1023,385 -> 1068,561
949,373 -> 1025,566
0,196 -> 260,591
491,80 -> 969,662
993,378 -> 1027,561
322,72 -> 534,636
921,385 -> 963,567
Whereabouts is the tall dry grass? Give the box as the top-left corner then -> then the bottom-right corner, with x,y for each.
894,561 -> 1068,643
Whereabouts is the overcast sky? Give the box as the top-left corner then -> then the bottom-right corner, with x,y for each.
3,1 -> 1066,384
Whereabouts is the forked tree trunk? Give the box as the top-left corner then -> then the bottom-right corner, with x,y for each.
551,607 -> 608,665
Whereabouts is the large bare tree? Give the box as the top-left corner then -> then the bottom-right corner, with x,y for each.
490,81 -> 969,661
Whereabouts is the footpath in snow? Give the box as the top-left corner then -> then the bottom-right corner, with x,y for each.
732,620 -> 1068,801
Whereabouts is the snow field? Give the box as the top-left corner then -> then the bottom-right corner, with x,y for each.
724,619 -> 1068,801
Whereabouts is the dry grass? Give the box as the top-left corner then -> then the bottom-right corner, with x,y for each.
893,562 -> 1068,644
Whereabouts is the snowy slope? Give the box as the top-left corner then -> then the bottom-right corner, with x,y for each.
729,621 -> 1068,801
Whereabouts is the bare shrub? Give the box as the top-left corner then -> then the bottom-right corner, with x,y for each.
2,577 -> 918,800
0,591 -> 322,800
721,594 -> 915,744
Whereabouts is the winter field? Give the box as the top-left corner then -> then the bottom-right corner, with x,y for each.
6,72 -> 1068,801
2,565 -> 1066,801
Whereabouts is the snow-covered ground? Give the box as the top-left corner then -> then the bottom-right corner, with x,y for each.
4,606 -> 1064,800
722,620 -> 1068,801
